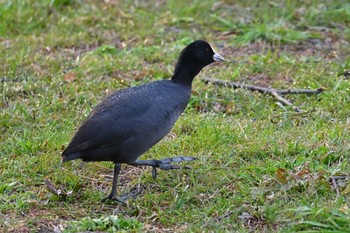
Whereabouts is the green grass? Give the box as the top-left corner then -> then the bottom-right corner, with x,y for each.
1,0 -> 350,232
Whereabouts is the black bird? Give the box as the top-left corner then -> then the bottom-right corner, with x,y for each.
62,40 -> 226,201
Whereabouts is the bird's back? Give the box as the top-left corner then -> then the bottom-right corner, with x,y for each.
62,80 -> 191,163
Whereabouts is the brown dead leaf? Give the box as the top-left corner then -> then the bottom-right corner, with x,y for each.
63,72 -> 76,82
41,140 -> 49,148
111,70 -> 131,82
295,169 -> 310,178
275,168 -> 289,183
226,103 -> 236,114
339,205 -> 349,214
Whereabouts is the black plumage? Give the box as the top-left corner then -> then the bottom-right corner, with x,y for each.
62,40 -> 226,201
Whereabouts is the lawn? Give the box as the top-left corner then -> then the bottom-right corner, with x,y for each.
1,0 -> 350,232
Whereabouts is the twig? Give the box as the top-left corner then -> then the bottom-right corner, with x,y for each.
201,77 -> 325,95
329,175 -> 350,180
329,177 -> 340,197
201,77 -> 325,112
328,176 -> 350,197
338,70 -> 350,79
202,210 -> 233,228
119,184 -> 145,200
214,211 -> 233,222
271,91 -> 304,113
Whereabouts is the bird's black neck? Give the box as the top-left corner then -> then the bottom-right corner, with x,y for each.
171,63 -> 202,86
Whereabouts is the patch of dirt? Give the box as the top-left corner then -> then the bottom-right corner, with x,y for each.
75,163 -> 146,197
2,207 -> 61,233
235,72 -> 294,88
238,211 -> 270,232
143,222 -> 189,233
245,73 -> 273,88
213,28 -> 349,89
121,164 -> 148,183
111,68 -> 161,82
6,226 -> 31,233
219,29 -> 348,61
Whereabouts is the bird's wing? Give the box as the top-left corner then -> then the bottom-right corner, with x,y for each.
62,87 -> 152,156
62,109 -> 126,155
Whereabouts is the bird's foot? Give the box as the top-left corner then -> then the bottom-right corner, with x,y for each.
131,156 -> 197,179
101,184 -> 144,204
101,195 -> 127,204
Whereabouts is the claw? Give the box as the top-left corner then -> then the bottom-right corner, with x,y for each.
158,156 -> 197,164
101,184 -> 144,203
101,195 -> 126,204
158,163 -> 181,170
130,156 -> 197,179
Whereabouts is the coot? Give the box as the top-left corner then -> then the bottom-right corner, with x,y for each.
62,40 -> 226,201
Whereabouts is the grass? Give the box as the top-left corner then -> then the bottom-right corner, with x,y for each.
1,0 -> 350,232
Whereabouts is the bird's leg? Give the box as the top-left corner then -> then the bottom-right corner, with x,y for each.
101,163 -> 125,203
129,156 -> 197,179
